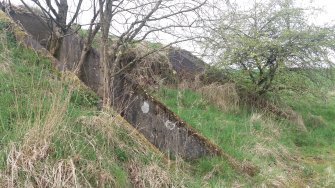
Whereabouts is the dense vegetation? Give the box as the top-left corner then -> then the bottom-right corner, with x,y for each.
0,21 -> 195,187
204,0 -> 335,95
1,0 -> 335,187
153,84 -> 335,186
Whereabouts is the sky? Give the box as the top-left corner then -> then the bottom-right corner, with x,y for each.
308,0 -> 335,24
7,0 -> 335,57
9,0 -> 335,26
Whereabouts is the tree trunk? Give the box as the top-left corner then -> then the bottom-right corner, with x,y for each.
101,45 -> 111,108
46,0 -> 68,59
47,30 -> 63,59
99,0 -> 113,109
74,44 -> 90,76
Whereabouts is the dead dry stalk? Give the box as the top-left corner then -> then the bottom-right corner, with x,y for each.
2,84 -> 73,187
198,82 -> 240,112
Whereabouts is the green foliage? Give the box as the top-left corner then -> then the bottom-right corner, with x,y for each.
275,67 -> 334,93
2,17 -> 335,186
0,22 -> 16,47
146,41 -> 163,49
70,88 -> 99,108
206,0 -> 335,95
114,146 -> 128,162
201,66 -> 229,84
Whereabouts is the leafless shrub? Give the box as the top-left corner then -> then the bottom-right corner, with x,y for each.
198,82 -> 240,112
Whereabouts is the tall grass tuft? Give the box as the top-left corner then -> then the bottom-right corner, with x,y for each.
198,82 -> 240,112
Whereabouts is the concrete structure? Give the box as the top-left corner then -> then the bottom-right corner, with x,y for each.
1,6 -> 223,159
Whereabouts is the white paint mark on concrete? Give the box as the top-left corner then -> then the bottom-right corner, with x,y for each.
165,120 -> 176,130
141,101 -> 150,113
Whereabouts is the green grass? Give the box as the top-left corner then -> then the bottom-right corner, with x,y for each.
2,17 -> 335,187
157,88 -> 252,159
0,21 -> 194,187
0,24 -> 127,186
282,91 -> 335,187
154,86 -> 335,187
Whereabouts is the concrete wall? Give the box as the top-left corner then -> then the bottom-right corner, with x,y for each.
117,76 -> 221,158
4,9 -> 223,159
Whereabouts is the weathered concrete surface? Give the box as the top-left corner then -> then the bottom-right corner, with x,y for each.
6,7 -> 50,47
114,75 -> 222,158
3,7 -> 223,159
168,48 -> 206,80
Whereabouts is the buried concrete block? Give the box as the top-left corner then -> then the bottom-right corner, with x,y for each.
3,8 -> 223,159
112,75 -> 223,159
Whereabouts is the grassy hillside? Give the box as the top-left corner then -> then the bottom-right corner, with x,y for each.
154,85 -> 335,187
0,20 -> 201,187
1,16 -> 335,187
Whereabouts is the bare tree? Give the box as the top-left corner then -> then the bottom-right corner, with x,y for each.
19,0 -> 209,108
74,0 -> 101,76
96,0 -> 207,108
20,0 -> 83,58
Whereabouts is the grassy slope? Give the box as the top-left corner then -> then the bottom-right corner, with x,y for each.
0,21 -> 200,187
154,86 -> 335,187
1,17 -> 334,187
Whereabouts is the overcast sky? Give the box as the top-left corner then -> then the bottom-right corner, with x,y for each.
7,0 -> 335,57
309,0 -> 335,24
9,0 -> 335,24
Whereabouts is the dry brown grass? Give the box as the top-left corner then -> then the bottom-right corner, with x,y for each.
4,146 -> 79,188
125,43 -> 175,88
77,112 -> 176,187
141,163 -> 171,187
1,85 -> 73,187
177,74 -> 203,90
198,82 -> 240,112
0,12 -> 192,187
127,161 -> 172,188
0,11 -> 28,44
247,93 -> 307,132
306,113 -> 327,128
61,71 -> 89,89
284,109 -> 306,132
323,166 -> 335,187
0,26 -> 12,73
1,96 -> 174,187
78,112 -> 165,157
